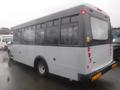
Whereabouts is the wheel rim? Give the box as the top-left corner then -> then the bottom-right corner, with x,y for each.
38,63 -> 45,74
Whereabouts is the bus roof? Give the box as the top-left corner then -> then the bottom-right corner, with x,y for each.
12,4 -> 109,30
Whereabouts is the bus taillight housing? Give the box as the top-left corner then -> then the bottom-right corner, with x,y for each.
87,47 -> 91,63
80,8 -> 86,15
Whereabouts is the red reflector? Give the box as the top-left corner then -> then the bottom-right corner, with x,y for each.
88,53 -> 91,57
87,47 -> 91,63
80,9 -> 86,15
88,47 -> 90,52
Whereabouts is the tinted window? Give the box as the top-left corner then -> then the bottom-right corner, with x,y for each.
91,17 -> 108,40
13,29 -> 22,44
41,23 -> 46,28
72,23 -> 79,44
47,21 -> 53,27
62,17 -> 70,24
36,24 -> 41,29
21,27 -> 35,44
36,28 -> 45,44
46,26 -> 59,44
54,19 -> 59,26
61,23 -> 79,45
71,15 -> 79,22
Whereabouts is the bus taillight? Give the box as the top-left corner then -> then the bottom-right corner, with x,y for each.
80,8 -> 86,15
87,47 -> 91,63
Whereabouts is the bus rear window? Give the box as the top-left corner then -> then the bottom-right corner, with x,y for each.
91,17 -> 109,40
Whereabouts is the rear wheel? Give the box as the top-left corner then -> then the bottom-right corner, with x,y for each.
37,60 -> 48,77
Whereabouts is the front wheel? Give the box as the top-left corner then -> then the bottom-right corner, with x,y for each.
37,61 -> 48,77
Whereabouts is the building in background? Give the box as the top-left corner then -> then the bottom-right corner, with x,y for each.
0,27 -> 11,34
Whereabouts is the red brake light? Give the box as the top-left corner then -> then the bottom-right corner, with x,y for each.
80,8 -> 86,15
87,47 -> 91,63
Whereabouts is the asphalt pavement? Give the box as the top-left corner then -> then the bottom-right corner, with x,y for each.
0,51 -> 120,90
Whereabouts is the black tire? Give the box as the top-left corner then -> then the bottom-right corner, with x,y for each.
37,60 -> 48,77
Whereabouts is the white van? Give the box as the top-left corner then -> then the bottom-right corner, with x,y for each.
0,35 -> 13,50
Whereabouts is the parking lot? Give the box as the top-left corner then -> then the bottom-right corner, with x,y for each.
0,51 -> 119,90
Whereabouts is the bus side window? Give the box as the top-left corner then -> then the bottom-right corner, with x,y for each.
47,21 -> 53,27
14,29 -> 22,44
61,24 -> 79,45
70,15 -> 79,45
72,23 -> 79,45
61,24 -> 72,45
46,20 -> 59,45
61,15 -> 79,45
46,26 -> 59,44
71,15 -> 79,22
62,17 -> 70,24
54,19 -> 59,26
61,16 -> 79,45
36,28 -> 45,44
35,23 -> 46,44
21,26 -> 35,45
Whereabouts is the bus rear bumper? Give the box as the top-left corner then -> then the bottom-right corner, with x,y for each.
78,61 -> 118,82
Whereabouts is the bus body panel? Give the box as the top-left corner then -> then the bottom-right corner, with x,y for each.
9,44 -> 88,81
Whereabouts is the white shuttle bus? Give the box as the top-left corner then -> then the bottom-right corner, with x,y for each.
8,4 -> 117,82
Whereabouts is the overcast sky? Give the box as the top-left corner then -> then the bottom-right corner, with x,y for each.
0,0 -> 119,28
